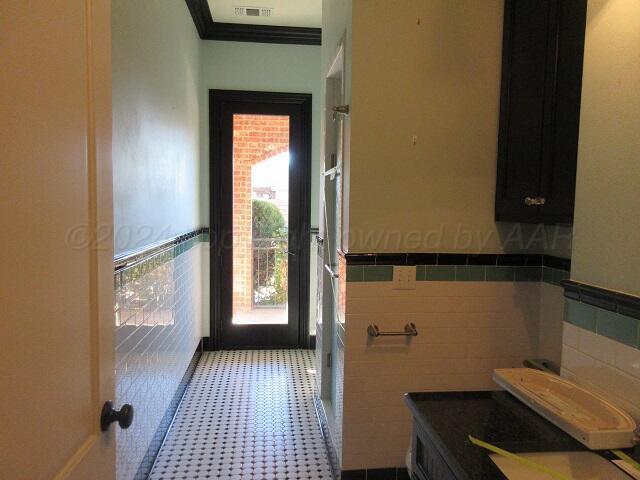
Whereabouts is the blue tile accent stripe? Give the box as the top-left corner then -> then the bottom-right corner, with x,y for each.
347,264 -> 567,284
346,265 -> 364,282
563,280 -> 640,349
565,300 -> 597,331
341,252 -> 569,285
363,265 -> 393,281
115,230 -> 208,288
563,279 -> 640,351
563,280 -> 640,321
114,227 -> 209,272
427,265 -> 455,281
565,299 -> 640,349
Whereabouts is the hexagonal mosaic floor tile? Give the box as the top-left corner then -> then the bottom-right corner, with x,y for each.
149,350 -> 333,480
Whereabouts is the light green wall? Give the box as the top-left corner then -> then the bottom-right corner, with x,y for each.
322,0 -> 352,96
572,0 -> 640,296
199,40 -> 321,335
112,0 -> 201,254
199,41 -> 321,227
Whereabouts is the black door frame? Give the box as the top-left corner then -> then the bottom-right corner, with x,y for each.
208,90 -> 312,350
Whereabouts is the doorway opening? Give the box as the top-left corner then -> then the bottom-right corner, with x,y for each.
315,39 -> 347,468
231,114 -> 290,326
210,91 -> 312,349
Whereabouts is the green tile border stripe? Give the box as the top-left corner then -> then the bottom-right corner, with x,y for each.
565,299 -> 640,349
564,279 -> 640,350
363,265 -> 393,282
346,264 -> 565,284
342,253 -> 568,285
114,227 -> 208,270
115,231 -> 207,289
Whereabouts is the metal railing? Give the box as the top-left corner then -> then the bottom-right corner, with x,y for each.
252,237 -> 287,307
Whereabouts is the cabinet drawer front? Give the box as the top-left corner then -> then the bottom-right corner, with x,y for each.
412,424 -> 458,480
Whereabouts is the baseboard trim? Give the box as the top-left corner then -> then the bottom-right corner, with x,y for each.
201,335 -> 316,351
341,467 -> 410,480
133,342 -> 202,480
202,335 -> 214,351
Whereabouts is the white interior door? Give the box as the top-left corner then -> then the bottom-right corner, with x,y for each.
1,1 -> 116,478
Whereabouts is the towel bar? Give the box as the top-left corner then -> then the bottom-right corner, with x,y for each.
367,323 -> 418,338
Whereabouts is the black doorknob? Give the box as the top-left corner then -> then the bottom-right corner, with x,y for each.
100,401 -> 134,431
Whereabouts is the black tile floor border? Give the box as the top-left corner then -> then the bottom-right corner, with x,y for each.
134,343 -> 202,480
339,251 -> 569,270
341,467 -> 410,480
201,334 -> 317,351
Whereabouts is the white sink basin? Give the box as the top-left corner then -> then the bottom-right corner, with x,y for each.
494,368 -> 637,450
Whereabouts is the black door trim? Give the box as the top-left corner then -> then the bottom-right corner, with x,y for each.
185,0 -> 321,45
209,90 -> 312,350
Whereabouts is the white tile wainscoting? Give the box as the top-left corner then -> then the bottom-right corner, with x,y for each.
562,321 -> 640,421
339,279 -> 561,470
114,238 -> 205,480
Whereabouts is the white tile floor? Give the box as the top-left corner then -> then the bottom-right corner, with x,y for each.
149,350 -> 333,480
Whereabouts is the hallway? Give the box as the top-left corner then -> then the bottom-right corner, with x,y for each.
149,350 -> 333,480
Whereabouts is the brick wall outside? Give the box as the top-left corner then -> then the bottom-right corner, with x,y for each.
232,114 -> 289,314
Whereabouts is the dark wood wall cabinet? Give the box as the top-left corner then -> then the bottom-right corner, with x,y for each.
495,0 -> 587,224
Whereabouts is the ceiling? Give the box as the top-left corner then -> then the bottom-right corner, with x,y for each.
206,0 -> 321,28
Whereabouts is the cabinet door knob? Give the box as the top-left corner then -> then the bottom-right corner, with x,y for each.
524,196 -> 546,206
101,400 -> 134,431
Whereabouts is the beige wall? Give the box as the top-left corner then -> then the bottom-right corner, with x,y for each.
198,40 -> 321,335
344,0 -> 573,256
1,1 -> 115,477
198,41 -> 321,226
348,0 -> 507,253
571,0 -> 640,296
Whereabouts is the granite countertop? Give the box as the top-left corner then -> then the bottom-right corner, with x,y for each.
405,391 -> 640,480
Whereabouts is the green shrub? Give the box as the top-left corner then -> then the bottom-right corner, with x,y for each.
252,198 -> 285,239
252,199 -> 288,306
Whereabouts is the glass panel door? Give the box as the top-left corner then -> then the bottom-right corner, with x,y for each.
211,91 -> 312,350
231,114 -> 290,326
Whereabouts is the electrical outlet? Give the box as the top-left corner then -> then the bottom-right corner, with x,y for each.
393,266 -> 416,290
